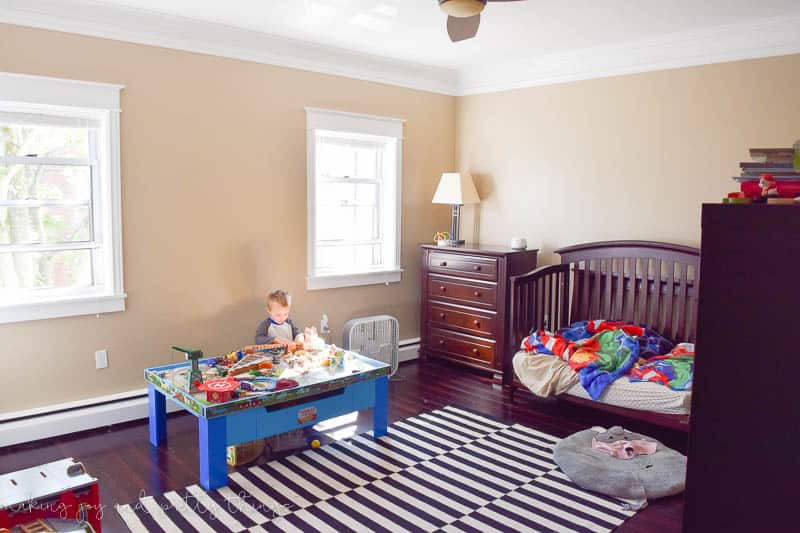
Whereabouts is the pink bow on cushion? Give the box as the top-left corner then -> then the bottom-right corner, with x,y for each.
591,436 -> 657,459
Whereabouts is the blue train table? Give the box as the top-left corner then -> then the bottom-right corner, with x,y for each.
145,346 -> 390,490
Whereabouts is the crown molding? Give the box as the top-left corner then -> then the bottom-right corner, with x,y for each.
1,1 -> 799,97
0,0 -> 460,95
456,15 -> 800,95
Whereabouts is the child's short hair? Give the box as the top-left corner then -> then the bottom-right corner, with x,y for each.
267,289 -> 290,309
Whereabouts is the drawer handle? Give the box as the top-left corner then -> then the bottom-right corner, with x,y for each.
473,265 -> 481,271
440,261 -> 448,267
439,313 -> 446,319
471,348 -> 479,354
440,286 -> 446,291
473,320 -> 480,326
473,291 -> 481,297
438,340 -> 445,346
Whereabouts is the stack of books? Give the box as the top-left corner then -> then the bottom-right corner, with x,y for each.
734,148 -> 800,201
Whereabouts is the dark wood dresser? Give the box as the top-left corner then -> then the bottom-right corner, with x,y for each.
683,204 -> 799,532
420,243 -> 538,382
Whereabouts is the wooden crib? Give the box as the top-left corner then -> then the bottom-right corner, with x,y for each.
507,240 -> 700,431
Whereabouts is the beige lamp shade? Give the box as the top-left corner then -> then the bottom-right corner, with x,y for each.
432,172 -> 480,205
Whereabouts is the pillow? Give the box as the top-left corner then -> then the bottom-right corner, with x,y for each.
553,427 -> 686,502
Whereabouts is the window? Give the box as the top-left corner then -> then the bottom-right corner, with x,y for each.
306,108 -> 403,290
0,72 -> 124,323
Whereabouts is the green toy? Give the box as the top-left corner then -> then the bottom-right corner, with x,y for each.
172,345 -> 204,393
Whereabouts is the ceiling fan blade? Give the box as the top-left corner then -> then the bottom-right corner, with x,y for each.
447,14 -> 480,42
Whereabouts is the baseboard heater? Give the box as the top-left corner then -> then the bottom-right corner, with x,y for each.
0,339 -> 421,448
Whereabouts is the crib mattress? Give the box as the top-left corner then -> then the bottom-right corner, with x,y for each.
514,351 -> 692,415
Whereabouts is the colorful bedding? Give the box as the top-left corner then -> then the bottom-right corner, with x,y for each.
521,320 -> 675,400
629,343 -> 695,391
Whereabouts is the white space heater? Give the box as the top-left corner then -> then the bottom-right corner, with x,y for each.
342,315 -> 399,377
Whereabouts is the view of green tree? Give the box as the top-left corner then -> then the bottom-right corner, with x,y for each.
0,123 -> 93,292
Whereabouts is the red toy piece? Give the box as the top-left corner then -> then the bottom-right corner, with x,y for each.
275,378 -> 299,391
198,378 -> 240,403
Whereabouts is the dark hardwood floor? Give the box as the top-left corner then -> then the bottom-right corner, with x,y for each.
0,359 -> 686,532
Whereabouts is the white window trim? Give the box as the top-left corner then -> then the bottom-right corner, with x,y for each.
0,72 -> 125,324
305,107 -> 404,291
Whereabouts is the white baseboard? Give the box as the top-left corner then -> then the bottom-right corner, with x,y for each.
398,337 -> 420,363
1,338 -> 422,447
0,389 -> 182,448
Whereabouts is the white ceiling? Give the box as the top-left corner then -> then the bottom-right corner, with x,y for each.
94,0 -> 800,68
2,0 -> 800,94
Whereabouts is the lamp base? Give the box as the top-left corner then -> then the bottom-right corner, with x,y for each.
436,239 -> 465,247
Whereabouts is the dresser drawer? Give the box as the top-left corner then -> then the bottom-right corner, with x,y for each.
428,275 -> 497,309
428,303 -> 496,337
428,327 -> 496,364
428,252 -> 498,281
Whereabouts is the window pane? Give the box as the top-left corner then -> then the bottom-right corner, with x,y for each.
355,147 -> 378,179
317,141 -> 355,179
0,124 -> 90,159
353,206 -> 378,240
318,182 -> 355,206
355,243 -> 383,269
0,206 -> 91,244
315,245 -> 352,272
0,164 -> 92,202
315,243 -> 383,274
355,183 -> 378,206
0,249 -> 92,290
316,206 -> 353,242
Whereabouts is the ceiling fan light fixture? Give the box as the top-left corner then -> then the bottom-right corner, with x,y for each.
439,0 -> 487,18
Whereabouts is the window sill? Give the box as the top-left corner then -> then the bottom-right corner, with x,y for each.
0,293 -> 127,324
307,269 -> 403,290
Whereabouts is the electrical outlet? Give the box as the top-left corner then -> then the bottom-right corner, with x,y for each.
95,350 -> 108,369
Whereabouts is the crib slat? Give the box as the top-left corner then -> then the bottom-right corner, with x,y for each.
613,258 -> 623,320
664,261 -> 675,340
581,262 -> 591,319
640,258 -> 650,328
603,258 -> 612,319
675,263 -> 688,342
689,264 -> 699,343
652,259 -> 662,332
550,272 -> 556,329
592,260 -> 602,318
563,270 -> 568,329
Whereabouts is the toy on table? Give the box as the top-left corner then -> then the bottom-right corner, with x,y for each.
0,458 -> 100,533
172,345 -> 204,393
197,378 -> 240,403
228,352 -> 281,376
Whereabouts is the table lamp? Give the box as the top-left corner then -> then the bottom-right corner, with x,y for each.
432,172 -> 480,245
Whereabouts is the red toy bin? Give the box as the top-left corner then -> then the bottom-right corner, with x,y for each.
0,458 -> 101,532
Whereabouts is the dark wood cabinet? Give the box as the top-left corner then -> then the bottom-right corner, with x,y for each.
420,243 -> 538,380
683,204 -> 800,532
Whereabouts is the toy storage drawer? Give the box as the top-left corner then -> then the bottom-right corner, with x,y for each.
428,275 -> 497,309
428,327 -> 495,364
428,303 -> 496,337
428,252 -> 498,281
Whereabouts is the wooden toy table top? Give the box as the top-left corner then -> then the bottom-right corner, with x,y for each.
144,349 -> 390,419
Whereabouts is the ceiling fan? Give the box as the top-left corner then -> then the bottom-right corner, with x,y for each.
438,0 -> 526,42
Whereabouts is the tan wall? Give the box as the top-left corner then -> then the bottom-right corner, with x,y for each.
456,54 -> 800,264
0,24 -> 454,413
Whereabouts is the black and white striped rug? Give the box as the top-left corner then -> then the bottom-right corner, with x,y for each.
117,406 -> 637,532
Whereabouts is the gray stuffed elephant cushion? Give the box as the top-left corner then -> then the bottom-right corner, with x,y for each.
553,427 -> 687,502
